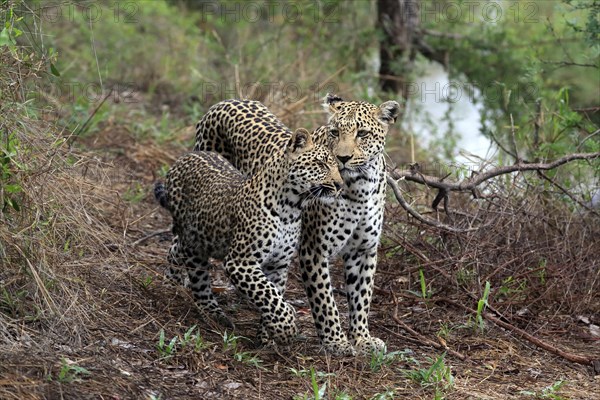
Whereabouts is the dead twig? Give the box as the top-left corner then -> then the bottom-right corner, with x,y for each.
132,229 -> 171,247
391,305 -> 466,360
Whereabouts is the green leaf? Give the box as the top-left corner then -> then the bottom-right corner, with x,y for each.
0,28 -> 15,47
50,63 -> 61,77
3,184 -> 21,193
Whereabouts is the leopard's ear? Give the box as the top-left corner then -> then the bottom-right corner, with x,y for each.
376,100 -> 401,125
287,128 -> 314,155
322,93 -> 344,116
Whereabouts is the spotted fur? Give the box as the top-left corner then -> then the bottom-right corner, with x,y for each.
156,128 -> 342,345
194,97 -> 400,355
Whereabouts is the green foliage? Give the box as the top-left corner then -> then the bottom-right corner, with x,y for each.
520,380 -> 567,399
370,349 -> 413,373
156,326 -> 209,360
0,286 -> 27,317
221,330 -> 241,352
436,322 -> 455,340
48,358 -> 91,383
403,353 -> 454,399
407,268 -> 433,299
156,328 -> 178,359
220,331 -> 263,368
476,281 -> 491,333
123,183 -> 146,203
418,269 -> 430,299
0,132 -> 24,213
293,367 -> 328,400
370,391 -> 396,400
496,276 -> 527,300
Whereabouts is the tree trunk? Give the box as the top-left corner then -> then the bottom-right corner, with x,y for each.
377,0 -> 419,98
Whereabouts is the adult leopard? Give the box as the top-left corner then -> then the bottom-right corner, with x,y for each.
194,96 -> 401,355
156,128 -> 343,344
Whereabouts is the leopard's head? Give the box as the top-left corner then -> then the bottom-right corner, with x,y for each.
285,128 -> 343,203
323,94 -> 401,178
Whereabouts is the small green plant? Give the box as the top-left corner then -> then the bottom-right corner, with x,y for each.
156,325 -> 208,359
293,367 -> 330,400
520,380 -> 566,399
0,287 -> 27,317
455,266 -> 476,286
332,391 -> 353,400
309,367 -> 328,400
222,331 -> 241,352
369,349 -> 412,372
193,330 -> 208,352
476,281 -> 491,333
403,353 -> 454,399
289,367 -> 311,378
123,183 -> 146,203
537,258 -> 547,285
370,390 -> 396,400
180,325 -> 196,349
1,132 -> 25,213
49,358 -> 91,383
407,269 -> 433,298
419,269 -> 428,298
157,329 -> 178,359
220,331 -> 261,367
496,276 -> 527,299
436,322 -> 455,340
233,350 -> 265,369
141,275 -> 153,289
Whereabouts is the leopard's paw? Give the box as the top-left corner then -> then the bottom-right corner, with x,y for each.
320,338 -> 356,356
353,335 -> 386,355
263,303 -> 298,345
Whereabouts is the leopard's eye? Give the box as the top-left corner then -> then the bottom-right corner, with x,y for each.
357,129 -> 369,138
329,128 -> 339,138
317,159 -> 329,168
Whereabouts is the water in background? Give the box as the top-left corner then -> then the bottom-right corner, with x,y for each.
402,62 -> 495,165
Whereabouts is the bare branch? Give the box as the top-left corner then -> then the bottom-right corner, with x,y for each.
386,175 -> 484,233
509,114 -> 521,163
386,152 -> 600,231
390,152 -> 600,193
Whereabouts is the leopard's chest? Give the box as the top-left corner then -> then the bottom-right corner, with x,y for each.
263,217 -> 302,265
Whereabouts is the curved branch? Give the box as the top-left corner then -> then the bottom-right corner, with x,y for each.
386,152 -> 600,232
390,152 -> 600,192
386,175 -> 485,233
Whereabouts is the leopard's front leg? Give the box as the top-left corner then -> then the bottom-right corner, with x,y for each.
299,229 -> 355,356
342,246 -> 385,355
225,257 -> 298,345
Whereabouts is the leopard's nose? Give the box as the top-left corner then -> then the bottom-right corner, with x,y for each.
337,155 -> 352,164
334,181 -> 343,191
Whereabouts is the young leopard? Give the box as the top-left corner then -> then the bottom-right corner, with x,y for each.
194,96 -> 400,355
155,128 -> 342,345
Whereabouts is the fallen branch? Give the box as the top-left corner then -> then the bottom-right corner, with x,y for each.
132,229 -> 171,246
438,297 -> 599,370
391,305 -> 466,361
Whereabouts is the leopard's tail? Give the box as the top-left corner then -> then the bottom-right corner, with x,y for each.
154,181 -> 170,210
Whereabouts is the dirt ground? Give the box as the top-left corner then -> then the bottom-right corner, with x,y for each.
1,125 -> 599,400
